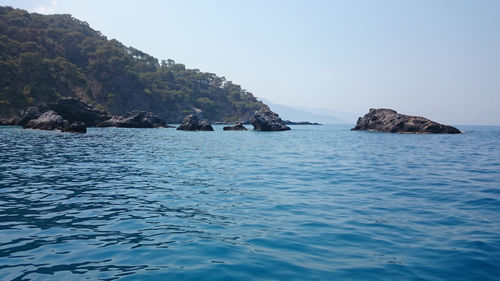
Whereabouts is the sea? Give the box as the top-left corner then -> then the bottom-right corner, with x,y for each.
0,124 -> 499,280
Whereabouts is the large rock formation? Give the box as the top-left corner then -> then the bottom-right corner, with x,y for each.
16,97 -> 170,132
17,98 -> 108,127
97,110 -> 167,128
23,110 -> 86,133
250,108 -> 291,131
51,98 -> 110,126
177,114 -> 214,131
352,108 -> 461,134
18,106 -> 46,126
23,111 -> 66,130
223,123 -> 248,131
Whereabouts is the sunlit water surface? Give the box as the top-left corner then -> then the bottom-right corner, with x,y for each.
1,125 -> 499,280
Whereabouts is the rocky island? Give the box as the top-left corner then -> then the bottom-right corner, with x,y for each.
177,114 -> 214,131
352,108 -> 461,134
250,108 -> 291,131
97,110 -> 168,128
223,123 -> 247,131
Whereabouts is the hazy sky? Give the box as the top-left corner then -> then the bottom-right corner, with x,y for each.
2,0 -> 499,125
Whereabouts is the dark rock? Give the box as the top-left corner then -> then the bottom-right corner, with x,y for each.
283,120 -> 321,125
18,106 -> 45,126
198,120 -> 214,131
62,122 -> 87,133
97,110 -> 167,128
177,114 -> 199,130
177,114 -> 214,131
23,110 -> 88,133
0,117 -> 20,125
23,110 -> 67,131
223,123 -> 248,131
173,109 -> 204,123
17,98 -> 109,127
351,108 -> 461,134
51,97 -> 110,126
17,98 -> 170,132
250,108 -> 291,131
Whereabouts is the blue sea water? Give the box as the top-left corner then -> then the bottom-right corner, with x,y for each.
0,124 -> 499,280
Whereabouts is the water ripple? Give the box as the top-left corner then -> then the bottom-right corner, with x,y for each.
0,125 -> 499,280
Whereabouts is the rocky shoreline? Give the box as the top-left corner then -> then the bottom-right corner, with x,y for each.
23,110 -> 87,133
4,98 -> 172,133
1,98 -> 295,133
1,100 -> 463,135
352,108 -> 461,134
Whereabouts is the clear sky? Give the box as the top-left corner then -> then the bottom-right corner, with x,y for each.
2,0 -> 499,125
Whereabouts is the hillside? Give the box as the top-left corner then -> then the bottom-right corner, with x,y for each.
0,6 -> 266,122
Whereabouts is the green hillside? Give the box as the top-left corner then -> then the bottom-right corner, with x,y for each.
0,6 -> 266,122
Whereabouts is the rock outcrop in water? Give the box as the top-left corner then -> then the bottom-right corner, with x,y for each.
283,120 -> 321,125
24,111 -> 65,131
51,98 -> 110,126
223,123 -> 248,131
352,108 -> 461,134
61,121 -> 87,133
250,108 -> 291,131
177,114 -> 214,131
18,106 -> 46,126
23,110 -> 86,133
16,97 -> 170,133
97,110 -> 167,128
17,97 -> 107,129
0,117 -> 20,125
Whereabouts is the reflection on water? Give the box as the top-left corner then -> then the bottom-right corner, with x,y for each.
0,125 -> 499,280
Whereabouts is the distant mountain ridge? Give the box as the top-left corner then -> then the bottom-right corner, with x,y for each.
0,6 -> 266,122
261,99 -> 354,124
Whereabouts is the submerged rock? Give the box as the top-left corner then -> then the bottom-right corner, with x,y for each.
250,108 -> 290,131
62,121 -> 87,133
223,123 -> 248,131
177,114 -> 214,131
283,120 -> 321,125
352,108 -> 461,134
97,110 -> 167,128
